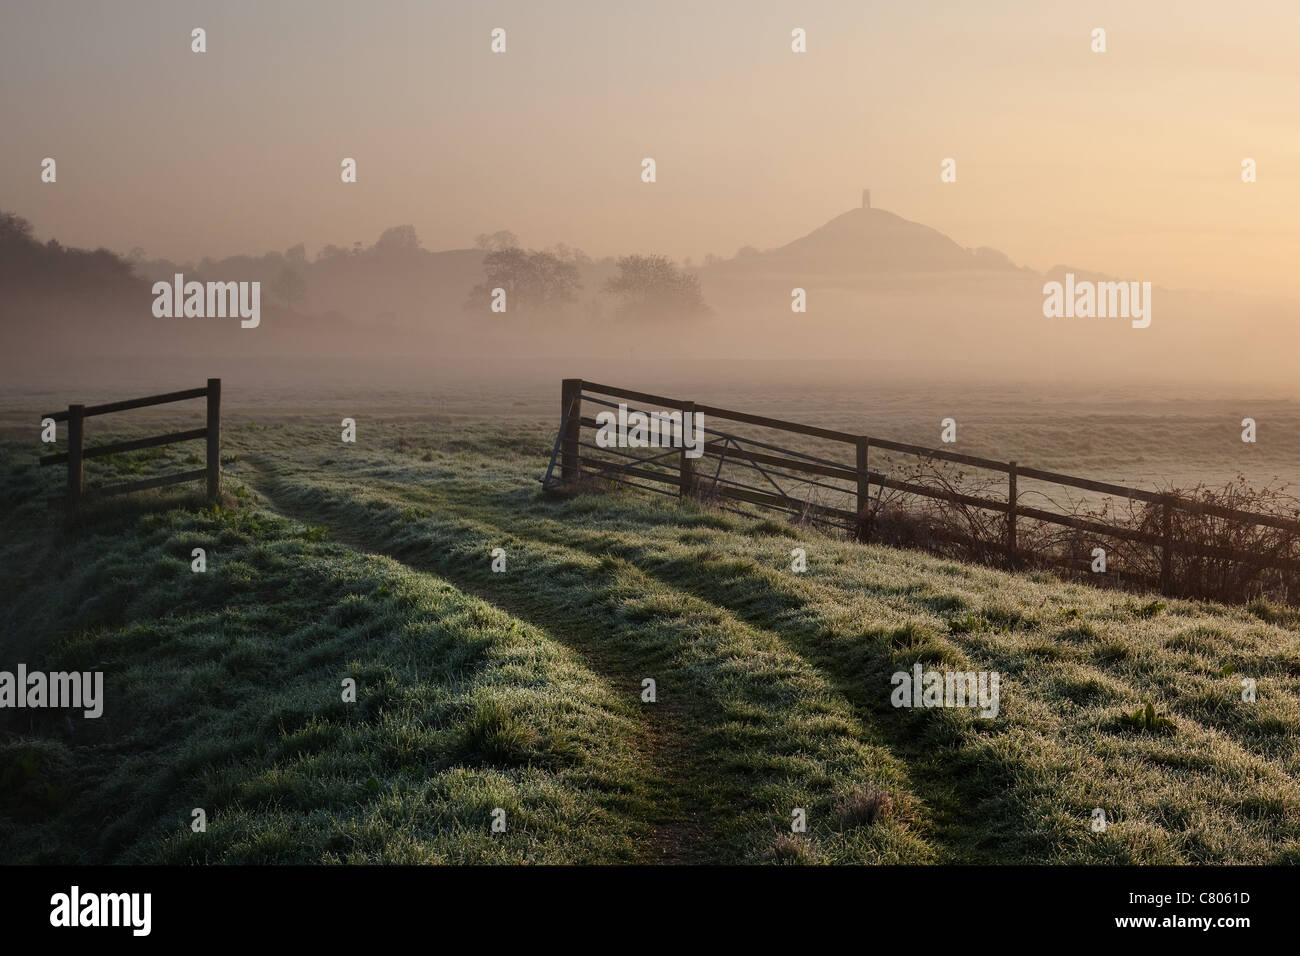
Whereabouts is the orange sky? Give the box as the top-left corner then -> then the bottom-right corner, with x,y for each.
3,0 -> 1299,294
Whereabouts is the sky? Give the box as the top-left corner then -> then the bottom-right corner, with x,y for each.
3,0 -> 1299,295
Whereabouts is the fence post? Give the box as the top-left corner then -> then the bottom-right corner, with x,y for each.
206,378 -> 222,501
679,401 -> 696,498
856,438 -> 870,541
1160,496 -> 1173,595
560,379 -> 582,484
1287,532 -> 1296,606
1007,460 -> 1018,566
66,404 -> 84,511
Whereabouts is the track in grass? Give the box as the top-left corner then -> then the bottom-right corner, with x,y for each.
234,426 -> 1300,865
246,457 -> 711,862
246,452 -> 939,864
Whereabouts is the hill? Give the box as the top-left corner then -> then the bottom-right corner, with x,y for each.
6,205 -> 1300,389
713,206 -> 1025,275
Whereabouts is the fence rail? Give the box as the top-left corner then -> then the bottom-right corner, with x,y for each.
40,379 -> 221,509
542,378 -> 1300,602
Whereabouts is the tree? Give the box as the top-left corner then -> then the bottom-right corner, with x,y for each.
271,265 -> 307,311
376,225 -> 420,252
0,208 -> 142,296
603,255 -> 709,321
0,211 -> 35,243
475,230 -> 520,253
467,246 -> 581,315
546,242 -> 591,266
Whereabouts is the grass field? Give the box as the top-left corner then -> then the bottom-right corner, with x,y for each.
4,408 -> 1300,864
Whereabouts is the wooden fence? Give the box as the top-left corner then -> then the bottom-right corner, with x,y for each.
41,379 -> 221,510
542,379 -> 1300,601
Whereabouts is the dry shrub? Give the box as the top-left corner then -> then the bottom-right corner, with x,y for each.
836,787 -> 896,828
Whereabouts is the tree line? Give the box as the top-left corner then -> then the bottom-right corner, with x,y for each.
467,231 -> 710,321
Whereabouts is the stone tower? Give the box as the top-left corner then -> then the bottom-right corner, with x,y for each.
862,189 -> 871,209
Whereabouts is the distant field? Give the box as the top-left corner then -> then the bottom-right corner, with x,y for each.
5,371 -> 1297,490
3,414 -> 1300,864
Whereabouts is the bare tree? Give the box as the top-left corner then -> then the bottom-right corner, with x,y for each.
271,265 -> 307,311
467,247 -> 581,315
475,230 -> 520,253
603,254 -> 710,320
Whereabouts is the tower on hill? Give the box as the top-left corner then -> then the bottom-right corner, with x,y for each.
862,189 -> 871,209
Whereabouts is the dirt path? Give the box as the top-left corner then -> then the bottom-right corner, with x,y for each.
365,480 -> 1029,863
244,455 -> 713,863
